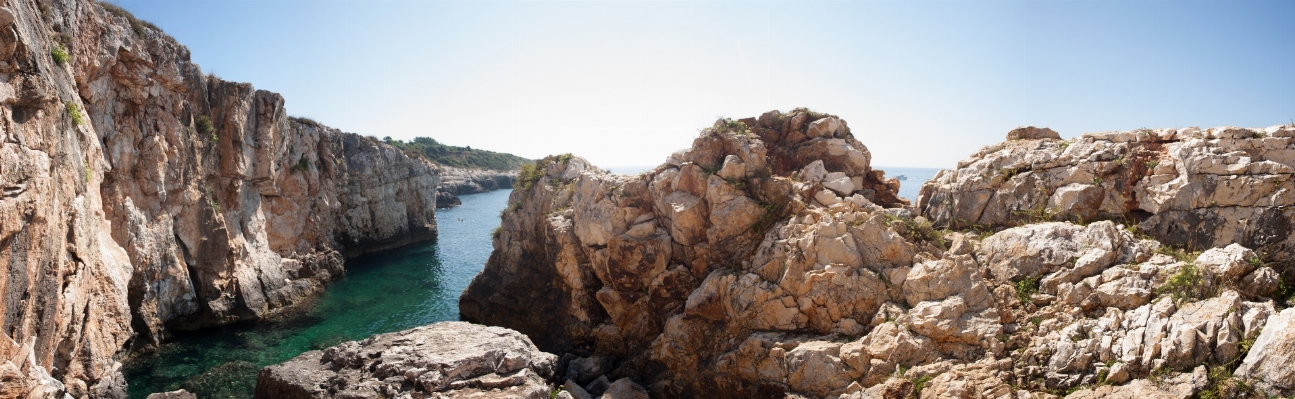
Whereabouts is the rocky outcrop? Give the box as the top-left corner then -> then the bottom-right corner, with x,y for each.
917,124 -> 1295,268
253,322 -> 557,399
436,166 -> 517,207
0,0 -> 440,397
462,114 -> 1293,398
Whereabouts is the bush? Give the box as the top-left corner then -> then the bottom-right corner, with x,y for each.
1015,277 -> 1039,303
50,44 -> 69,64
65,102 -> 83,125
1159,262 -> 1205,301
97,1 -> 160,36
196,115 -> 216,141
513,154 -> 574,191
387,136 -> 531,171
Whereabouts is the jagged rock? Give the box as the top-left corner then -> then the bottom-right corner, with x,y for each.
253,322 -> 556,399
1007,126 -> 1061,140
603,378 -> 650,399
563,380 -> 594,399
460,111 -> 1295,398
461,110 -> 909,398
145,390 -> 197,399
918,124 -> 1295,267
1235,308 -> 1295,393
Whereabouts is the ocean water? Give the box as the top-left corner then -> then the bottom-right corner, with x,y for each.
876,166 -> 943,202
122,189 -> 511,399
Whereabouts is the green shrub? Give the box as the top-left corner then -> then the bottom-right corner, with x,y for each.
98,1 -> 160,36
196,115 -> 216,142
51,44 -> 69,64
1159,262 -> 1205,301
387,136 -> 531,171
513,154 -> 574,191
1015,277 -> 1039,303
65,102 -> 83,125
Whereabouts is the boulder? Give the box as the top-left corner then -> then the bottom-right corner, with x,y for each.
253,322 -> 556,399
1006,126 -> 1061,140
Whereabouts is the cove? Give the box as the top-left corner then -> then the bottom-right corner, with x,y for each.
123,189 -> 513,399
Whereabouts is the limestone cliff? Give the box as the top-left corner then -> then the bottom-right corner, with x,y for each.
462,113 -> 1295,399
0,0 -> 440,397
918,125 -> 1295,268
436,166 -> 517,208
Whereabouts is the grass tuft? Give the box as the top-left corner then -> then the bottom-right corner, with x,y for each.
65,102 -> 83,125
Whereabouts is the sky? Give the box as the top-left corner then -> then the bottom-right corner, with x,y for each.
116,1 -> 1295,168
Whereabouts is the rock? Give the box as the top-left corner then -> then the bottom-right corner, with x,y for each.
1106,362 -> 1130,384
801,160 -> 828,183
145,390 -> 197,399
919,122 -> 1295,261
807,117 -> 843,139
1194,243 -> 1256,282
1235,308 -> 1295,392
585,375 -> 612,397
602,378 -> 649,399
457,109 -> 1289,399
0,0 -> 461,394
1006,126 -> 1061,140
564,380 -> 594,399
565,355 -> 613,385
823,172 -> 856,196
253,322 -> 556,399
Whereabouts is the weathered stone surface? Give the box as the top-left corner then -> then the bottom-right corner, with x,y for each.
1006,126 -> 1061,140
461,111 -> 1295,398
145,390 -> 197,399
462,111 -> 910,398
0,0 -> 445,396
918,124 -> 1295,268
253,322 -> 556,399
1235,308 -> 1295,393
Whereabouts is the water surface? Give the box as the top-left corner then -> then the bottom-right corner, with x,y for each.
876,166 -> 942,201
123,189 -> 511,399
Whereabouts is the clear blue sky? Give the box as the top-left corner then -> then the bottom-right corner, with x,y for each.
116,1 -> 1294,168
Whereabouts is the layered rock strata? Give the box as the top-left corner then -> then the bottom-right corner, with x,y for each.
253,322 -> 557,399
0,0 -> 440,397
436,166 -> 517,207
918,124 -> 1295,268
462,115 -> 1295,398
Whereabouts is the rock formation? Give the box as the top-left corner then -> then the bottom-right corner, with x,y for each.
917,124 -> 1295,267
436,166 -> 517,208
253,322 -> 557,399
462,114 -> 1295,398
0,0 -> 443,397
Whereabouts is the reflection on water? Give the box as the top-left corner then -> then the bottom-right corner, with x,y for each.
123,189 -> 511,399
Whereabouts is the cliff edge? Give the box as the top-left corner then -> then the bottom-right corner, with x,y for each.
0,0 -> 441,397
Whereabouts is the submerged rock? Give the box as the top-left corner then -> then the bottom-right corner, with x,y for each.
254,322 -> 557,399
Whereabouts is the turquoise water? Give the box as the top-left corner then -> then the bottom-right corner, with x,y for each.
123,189 -> 512,399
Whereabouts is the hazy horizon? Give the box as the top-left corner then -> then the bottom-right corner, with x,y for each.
116,1 -> 1294,168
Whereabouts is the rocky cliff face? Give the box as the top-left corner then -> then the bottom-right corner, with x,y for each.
918,125 -> 1295,269
436,166 -> 517,207
462,114 -> 1295,399
0,0 -> 440,397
